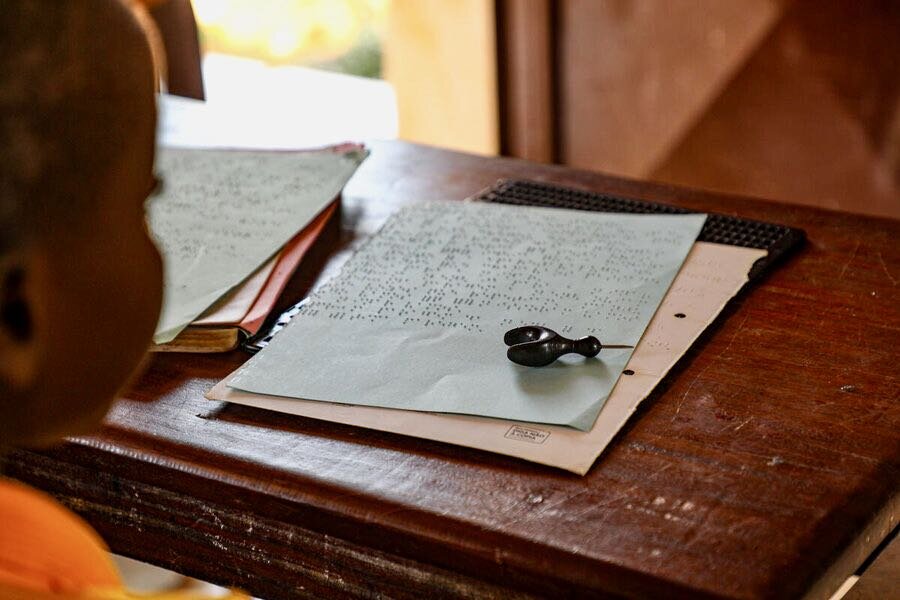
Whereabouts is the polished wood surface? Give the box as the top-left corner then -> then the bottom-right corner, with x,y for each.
6,141 -> 899,599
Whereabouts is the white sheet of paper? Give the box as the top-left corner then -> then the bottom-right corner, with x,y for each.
209,242 -> 766,474
227,202 -> 707,430
150,147 -> 366,343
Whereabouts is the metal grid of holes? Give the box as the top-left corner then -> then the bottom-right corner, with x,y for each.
477,180 -> 797,251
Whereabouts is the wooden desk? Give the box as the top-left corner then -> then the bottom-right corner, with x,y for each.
7,141 -> 899,599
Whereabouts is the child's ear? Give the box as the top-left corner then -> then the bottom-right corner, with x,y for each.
0,253 -> 40,393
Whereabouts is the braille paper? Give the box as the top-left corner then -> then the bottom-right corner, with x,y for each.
149,147 -> 366,343
210,242 -> 765,473
227,202 -> 706,430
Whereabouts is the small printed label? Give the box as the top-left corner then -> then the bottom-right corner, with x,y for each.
505,425 -> 550,444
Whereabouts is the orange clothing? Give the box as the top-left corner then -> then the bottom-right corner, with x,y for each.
0,479 -> 246,599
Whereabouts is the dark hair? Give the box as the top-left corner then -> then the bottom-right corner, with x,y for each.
0,0 -> 150,253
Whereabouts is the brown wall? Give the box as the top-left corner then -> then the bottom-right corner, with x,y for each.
499,0 -> 900,218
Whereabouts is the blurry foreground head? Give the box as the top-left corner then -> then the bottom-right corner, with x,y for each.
0,0 -> 163,448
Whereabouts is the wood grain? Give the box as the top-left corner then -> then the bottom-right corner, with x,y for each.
5,141 -> 899,599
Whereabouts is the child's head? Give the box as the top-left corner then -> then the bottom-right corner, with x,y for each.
0,0 -> 163,448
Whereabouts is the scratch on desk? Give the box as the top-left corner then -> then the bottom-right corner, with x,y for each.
877,252 -> 897,286
720,313 -> 750,359
733,416 -> 754,432
574,484 -> 642,527
500,487 -> 587,529
838,241 -> 861,280
673,365 -> 712,422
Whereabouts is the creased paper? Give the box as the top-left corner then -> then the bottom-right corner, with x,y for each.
209,242 -> 766,474
227,202 -> 706,430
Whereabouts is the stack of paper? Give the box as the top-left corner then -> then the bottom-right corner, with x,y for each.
225,202 -> 707,429
205,202 -> 765,474
149,146 -> 367,345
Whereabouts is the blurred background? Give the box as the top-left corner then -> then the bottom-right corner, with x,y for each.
192,0 -> 388,77
151,0 -> 899,218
